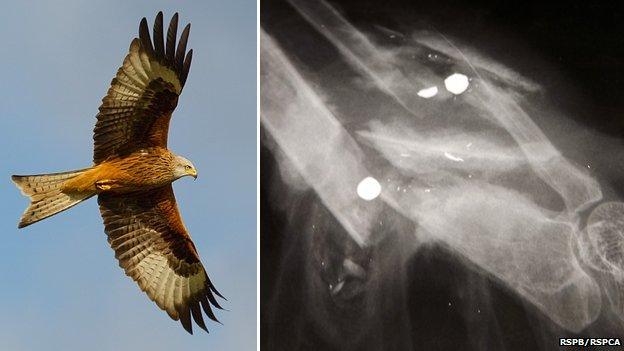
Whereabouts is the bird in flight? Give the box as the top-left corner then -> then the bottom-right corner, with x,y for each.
12,12 -> 224,334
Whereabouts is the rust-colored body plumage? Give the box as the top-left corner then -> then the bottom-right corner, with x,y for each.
11,12 -> 223,334
63,148 -> 177,194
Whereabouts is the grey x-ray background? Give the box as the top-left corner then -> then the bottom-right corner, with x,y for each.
261,0 -> 624,350
0,1 -> 256,350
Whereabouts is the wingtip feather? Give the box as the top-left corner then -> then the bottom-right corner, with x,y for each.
166,13 -> 179,61
141,12 -> 193,86
200,295 -> 222,324
179,307 -> 193,334
175,23 -> 191,70
181,49 -> 193,85
139,17 -> 154,55
190,301 -> 208,332
153,12 -> 165,57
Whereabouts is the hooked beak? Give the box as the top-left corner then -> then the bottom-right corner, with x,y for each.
189,169 -> 198,180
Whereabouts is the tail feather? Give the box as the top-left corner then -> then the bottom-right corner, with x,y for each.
12,169 -> 93,228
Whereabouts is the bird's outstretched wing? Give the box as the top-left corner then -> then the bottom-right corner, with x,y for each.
98,185 -> 224,334
93,12 -> 192,164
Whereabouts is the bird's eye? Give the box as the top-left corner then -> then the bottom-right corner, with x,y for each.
184,165 -> 191,170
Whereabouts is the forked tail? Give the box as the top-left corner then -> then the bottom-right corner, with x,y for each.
12,169 -> 94,228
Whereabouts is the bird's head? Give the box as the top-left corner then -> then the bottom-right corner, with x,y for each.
173,155 -> 198,180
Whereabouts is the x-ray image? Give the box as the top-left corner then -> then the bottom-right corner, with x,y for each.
261,0 -> 623,350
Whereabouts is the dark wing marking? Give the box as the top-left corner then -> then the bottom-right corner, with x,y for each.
98,185 -> 224,334
93,12 -> 193,164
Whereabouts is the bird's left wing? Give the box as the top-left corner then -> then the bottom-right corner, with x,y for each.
93,12 -> 192,164
98,185 -> 224,334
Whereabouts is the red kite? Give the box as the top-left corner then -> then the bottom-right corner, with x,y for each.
12,12 -> 224,334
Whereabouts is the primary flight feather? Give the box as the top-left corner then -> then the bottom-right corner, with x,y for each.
11,12 -> 224,334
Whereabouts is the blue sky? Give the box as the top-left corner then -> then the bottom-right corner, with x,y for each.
0,1 -> 256,350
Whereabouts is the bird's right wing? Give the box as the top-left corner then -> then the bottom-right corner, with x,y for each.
97,185 -> 224,334
93,12 -> 192,164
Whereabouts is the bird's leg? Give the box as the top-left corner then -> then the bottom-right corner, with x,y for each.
95,179 -> 118,192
